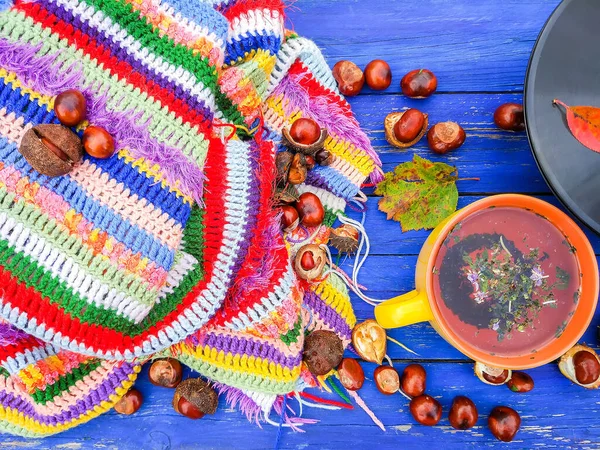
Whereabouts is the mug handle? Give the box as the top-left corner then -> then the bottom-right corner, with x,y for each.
374,290 -> 433,329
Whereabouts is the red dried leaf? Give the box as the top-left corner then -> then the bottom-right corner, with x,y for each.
554,99 -> 600,153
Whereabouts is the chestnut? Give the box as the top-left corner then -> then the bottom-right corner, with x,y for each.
173,378 -> 218,419
82,125 -> 115,159
295,192 -> 325,227
294,244 -> 327,281
409,395 -> 442,426
494,103 -> 525,132
314,148 -> 333,166
373,365 -> 400,395
475,362 -> 512,386
364,59 -> 392,91
559,345 -> 600,388
507,371 -> 534,393
332,60 -> 364,97
148,358 -> 182,388
488,406 -> 521,442
337,358 -> 365,391
114,388 -> 143,415
290,118 -> 321,146
400,363 -> 426,397
54,89 -> 87,127
394,109 -> 426,143
401,69 -> 437,99
427,121 -> 466,154
448,396 -> 478,430
303,330 -> 344,376
305,154 -> 316,170
279,205 -> 299,232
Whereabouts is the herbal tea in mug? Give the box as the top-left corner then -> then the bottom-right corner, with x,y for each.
432,206 -> 581,358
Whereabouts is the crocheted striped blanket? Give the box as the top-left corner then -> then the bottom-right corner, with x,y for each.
0,0 -> 381,436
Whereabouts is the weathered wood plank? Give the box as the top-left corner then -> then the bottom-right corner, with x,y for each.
288,0 -> 561,93
11,363 -> 600,449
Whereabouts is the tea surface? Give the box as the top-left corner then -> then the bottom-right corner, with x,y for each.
432,206 -> 581,357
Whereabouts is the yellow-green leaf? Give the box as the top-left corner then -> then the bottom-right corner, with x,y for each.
375,154 -> 459,232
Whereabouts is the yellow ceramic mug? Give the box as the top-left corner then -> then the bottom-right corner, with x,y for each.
374,194 -> 599,369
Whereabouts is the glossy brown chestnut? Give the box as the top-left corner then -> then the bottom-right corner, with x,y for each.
176,396 -> 205,420
494,103 -> 525,132
314,149 -> 333,166
332,60 -> 364,97
300,250 -> 316,271
54,89 -> 87,127
507,371 -> 534,393
374,366 -> 400,395
305,154 -> 316,170
401,69 -> 438,98
488,406 -> 521,442
573,350 -> 600,385
82,126 -> 115,159
427,121 -> 466,154
290,118 -> 321,146
393,108 -> 426,143
401,364 -> 426,397
280,205 -> 299,232
149,359 -> 182,388
482,369 -> 510,385
337,358 -> 365,391
295,192 -> 325,227
448,396 -> 478,430
303,330 -> 344,376
364,59 -> 392,91
114,388 -> 143,415
409,395 -> 442,426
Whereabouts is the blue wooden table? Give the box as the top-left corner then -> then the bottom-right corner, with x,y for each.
5,0 -> 600,448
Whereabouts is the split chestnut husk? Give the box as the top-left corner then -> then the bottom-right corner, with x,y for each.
384,111 -> 428,149
294,244 -> 327,281
282,126 -> 328,156
351,319 -> 387,364
329,224 -> 360,254
559,344 -> 600,389
474,362 -> 512,386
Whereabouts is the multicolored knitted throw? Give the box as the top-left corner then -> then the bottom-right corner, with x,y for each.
0,0 -> 382,436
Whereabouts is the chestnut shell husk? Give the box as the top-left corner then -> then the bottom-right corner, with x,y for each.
384,111 -> 428,149
559,344 -> 600,389
329,224 -> 360,254
474,362 -> 512,386
294,244 -> 327,281
282,127 -> 328,155
351,319 -> 387,364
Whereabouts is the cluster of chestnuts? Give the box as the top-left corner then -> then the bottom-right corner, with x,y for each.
114,358 -> 219,420
18,90 -> 116,178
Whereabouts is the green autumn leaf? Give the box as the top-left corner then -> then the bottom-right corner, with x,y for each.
375,154 -> 459,232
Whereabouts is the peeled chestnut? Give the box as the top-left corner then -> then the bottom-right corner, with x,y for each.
332,60 -> 364,97
559,344 -> 600,388
279,205 -> 299,232
114,388 -> 143,415
394,109 -> 426,143
337,358 -> 365,391
401,363 -> 426,397
427,121 -> 466,154
82,125 -> 115,159
507,371 -> 534,393
290,118 -> 321,146
494,103 -> 525,132
148,358 -> 182,388
303,330 -> 344,376
488,406 -> 521,442
401,69 -> 437,98
295,192 -> 325,227
54,89 -> 86,127
374,366 -> 400,395
409,395 -> 442,426
448,396 -> 478,430
173,378 -> 218,419
364,59 -> 392,91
